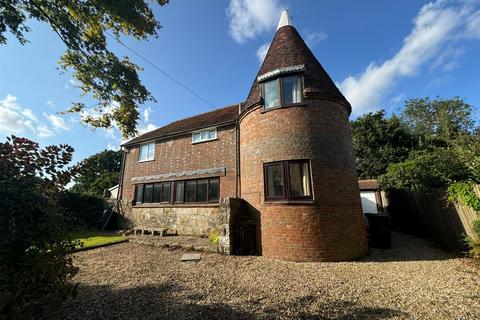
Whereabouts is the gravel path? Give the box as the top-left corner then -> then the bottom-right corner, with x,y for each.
50,232 -> 479,320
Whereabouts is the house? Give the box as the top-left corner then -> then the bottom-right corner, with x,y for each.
118,10 -> 367,262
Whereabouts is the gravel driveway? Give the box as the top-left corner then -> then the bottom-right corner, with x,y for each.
50,232 -> 479,320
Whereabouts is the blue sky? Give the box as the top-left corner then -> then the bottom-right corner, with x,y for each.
1,0 -> 479,163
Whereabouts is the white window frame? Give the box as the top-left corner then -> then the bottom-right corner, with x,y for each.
138,142 -> 155,162
192,128 -> 217,144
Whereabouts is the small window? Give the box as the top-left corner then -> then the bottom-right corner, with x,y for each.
139,143 -> 155,161
263,79 -> 280,109
143,184 -> 153,203
265,163 -> 285,199
262,74 -> 303,110
208,178 -> 220,202
264,160 -> 312,201
175,181 -> 185,203
192,128 -> 217,143
185,180 -> 196,202
152,183 -> 162,203
134,184 -> 144,204
197,179 -> 208,202
161,182 -> 171,202
282,75 -> 302,105
288,161 -> 311,197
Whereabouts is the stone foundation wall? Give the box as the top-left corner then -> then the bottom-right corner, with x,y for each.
119,197 -> 245,254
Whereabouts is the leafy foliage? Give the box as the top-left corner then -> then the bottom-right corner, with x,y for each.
0,0 -> 169,137
447,182 -> 480,212
447,181 -> 480,257
378,97 -> 479,257
59,191 -> 106,229
380,97 -> 479,191
380,149 -> 473,191
72,149 -> 122,197
351,110 -> 415,179
401,97 -> 475,147
0,136 -> 81,319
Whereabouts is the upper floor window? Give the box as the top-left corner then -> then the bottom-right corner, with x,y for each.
192,128 -> 217,144
264,159 -> 312,201
139,142 -> 155,161
262,74 -> 302,110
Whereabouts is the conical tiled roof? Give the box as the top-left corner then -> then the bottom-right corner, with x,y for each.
244,15 -> 350,113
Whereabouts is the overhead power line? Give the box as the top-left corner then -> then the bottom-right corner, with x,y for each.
105,31 -> 216,108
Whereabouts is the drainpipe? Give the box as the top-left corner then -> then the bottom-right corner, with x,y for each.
116,147 -> 127,203
235,104 -> 241,198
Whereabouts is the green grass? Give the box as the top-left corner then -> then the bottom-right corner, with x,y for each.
70,232 -> 128,250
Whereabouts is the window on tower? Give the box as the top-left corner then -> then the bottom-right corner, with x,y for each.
262,74 -> 303,110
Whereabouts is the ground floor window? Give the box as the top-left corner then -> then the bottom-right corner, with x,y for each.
264,160 -> 312,201
134,177 -> 220,205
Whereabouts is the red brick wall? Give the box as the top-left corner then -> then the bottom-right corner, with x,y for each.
121,124 -> 237,204
239,99 -> 368,261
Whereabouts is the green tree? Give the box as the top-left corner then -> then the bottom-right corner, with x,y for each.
351,110 -> 415,179
0,136 -> 80,319
401,97 -> 475,148
72,149 -> 122,197
380,148 -> 474,191
0,0 -> 168,137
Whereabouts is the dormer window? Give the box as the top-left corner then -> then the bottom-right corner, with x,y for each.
192,128 -> 217,144
139,142 -> 155,161
262,74 -> 303,110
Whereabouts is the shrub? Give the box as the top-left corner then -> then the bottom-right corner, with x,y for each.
208,230 -> 221,245
380,148 -> 472,191
59,191 -> 106,229
0,136 -> 80,319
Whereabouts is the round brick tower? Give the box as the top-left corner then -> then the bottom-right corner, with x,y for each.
238,11 -> 367,262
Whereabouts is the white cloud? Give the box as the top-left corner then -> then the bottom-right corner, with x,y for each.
21,109 -> 38,122
107,142 -> 120,151
143,106 -> 153,122
256,43 -> 270,62
304,31 -> 327,47
339,0 -> 480,116
36,125 -> 54,138
430,46 -> 464,71
0,94 -> 38,136
227,0 -> 284,43
465,9 -> 480,38
44,113 -> 70,131
139,123 -> 158,135
46,100 -> 55,108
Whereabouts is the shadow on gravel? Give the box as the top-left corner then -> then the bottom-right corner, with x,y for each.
359,231 -> 458,263
48,282 -> 406,320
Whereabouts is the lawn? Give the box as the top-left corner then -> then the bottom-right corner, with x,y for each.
71,232 -> 128,250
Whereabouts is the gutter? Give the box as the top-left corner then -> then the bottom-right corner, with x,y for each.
122,120 -> 237,148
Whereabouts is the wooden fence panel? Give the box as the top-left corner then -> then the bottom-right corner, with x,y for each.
405,186 -> 479,251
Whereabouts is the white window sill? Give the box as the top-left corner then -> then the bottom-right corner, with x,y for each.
191,138 -> 217,145
137,159 -> 155,163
